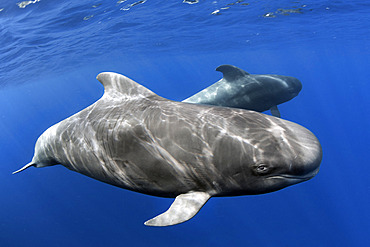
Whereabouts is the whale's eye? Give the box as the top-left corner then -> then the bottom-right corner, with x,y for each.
253,164 -> 271,175
257,164 -> 268,172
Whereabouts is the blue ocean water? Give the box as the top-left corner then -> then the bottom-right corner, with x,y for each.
1,0 -> 369,246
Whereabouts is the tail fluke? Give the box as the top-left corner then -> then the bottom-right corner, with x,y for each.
12,163 -> 35,174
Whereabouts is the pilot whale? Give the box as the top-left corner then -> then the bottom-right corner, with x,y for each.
14,72 -> 321,227
183,65 -> 302,118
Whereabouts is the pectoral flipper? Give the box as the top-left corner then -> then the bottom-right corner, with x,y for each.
144,191 -> 211,227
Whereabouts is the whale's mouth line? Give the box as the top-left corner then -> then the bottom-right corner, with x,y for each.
267,167 -> 320,181
267,175 -> 311,181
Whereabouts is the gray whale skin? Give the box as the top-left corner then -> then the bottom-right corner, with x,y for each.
183,65 -> 303,118
14,72 -> 322,227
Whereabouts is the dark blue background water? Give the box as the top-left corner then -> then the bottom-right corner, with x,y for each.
1,1 -> 369,246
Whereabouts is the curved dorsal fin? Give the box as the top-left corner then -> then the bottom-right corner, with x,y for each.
96,72 -> 157,98
216,65 -> 250,81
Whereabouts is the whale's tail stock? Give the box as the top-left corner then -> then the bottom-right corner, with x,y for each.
12,162 -> 35,174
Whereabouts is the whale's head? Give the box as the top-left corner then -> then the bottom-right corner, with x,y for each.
13,124 -> 60,174
244,119 -> 322,195
254,74 -> 303,103
283,76 -> 302,99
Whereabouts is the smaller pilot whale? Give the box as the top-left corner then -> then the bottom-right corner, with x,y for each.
183,65 -> 302,118
13,72 -> 321,227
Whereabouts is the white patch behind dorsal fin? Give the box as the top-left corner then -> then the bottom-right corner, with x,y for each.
96,72 -> 158,98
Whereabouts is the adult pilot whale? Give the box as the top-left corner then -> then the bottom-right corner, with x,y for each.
13,72 -> 321,227
183,65 -> 302,118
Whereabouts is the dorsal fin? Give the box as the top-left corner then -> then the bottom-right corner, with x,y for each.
216,65 -> 250,81
96,72 -> 157,98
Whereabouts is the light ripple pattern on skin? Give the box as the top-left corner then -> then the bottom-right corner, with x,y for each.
14,72 -> 322,227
